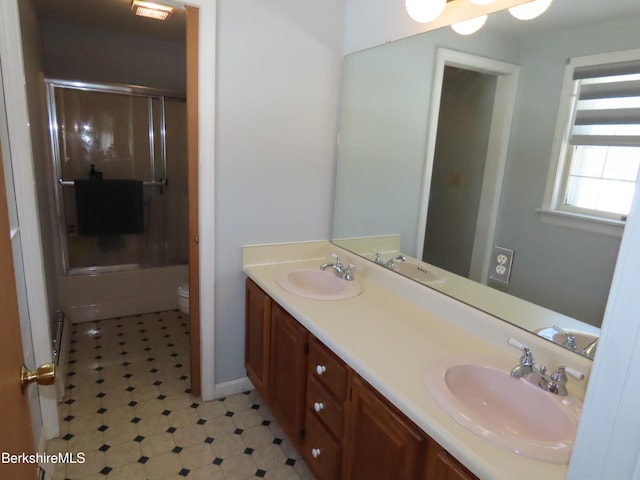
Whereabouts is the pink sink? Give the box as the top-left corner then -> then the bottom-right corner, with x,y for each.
275,268 -> 362,300
535,327 -> 599,353
423,356 -> 582,464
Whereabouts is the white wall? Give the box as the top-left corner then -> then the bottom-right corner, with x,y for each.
215,0 -> 346,383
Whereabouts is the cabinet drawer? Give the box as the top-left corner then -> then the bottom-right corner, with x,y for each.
305,410 -> 343,480
307,375 -> 345,439
308,337 -> 347,400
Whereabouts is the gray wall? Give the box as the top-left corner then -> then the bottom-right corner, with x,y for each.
424,67 -> 497,277
333,26 -> 521,254
41,21 -> 186,93
215,0 -> 345,383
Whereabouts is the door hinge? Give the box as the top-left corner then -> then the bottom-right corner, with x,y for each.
304,343 -> 309,355
300,427 -> 306,439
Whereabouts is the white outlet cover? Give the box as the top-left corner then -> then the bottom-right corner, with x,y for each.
489,246 -> 514,283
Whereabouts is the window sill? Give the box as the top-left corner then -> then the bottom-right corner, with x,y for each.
537,208 -> 624,237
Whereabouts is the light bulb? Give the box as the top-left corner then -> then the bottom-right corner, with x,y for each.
451,15 -> 488,35
468,0 -> 496,5
405,0 -> 447,24
509,0 -> 553,20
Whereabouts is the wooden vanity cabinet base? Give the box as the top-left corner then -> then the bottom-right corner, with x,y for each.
244,278 -> 479,480
304,336 -> 348,480
426,437 -> 479,480
269,301 -> 309,450
244,279 -> 271,401
344,374 -> 425,480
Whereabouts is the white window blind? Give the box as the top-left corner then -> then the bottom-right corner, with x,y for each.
563,60 -> 640,219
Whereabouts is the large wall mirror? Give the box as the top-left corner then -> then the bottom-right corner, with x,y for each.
332,0 -> 640,359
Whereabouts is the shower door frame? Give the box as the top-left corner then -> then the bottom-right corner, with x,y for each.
45,79 -> 186,275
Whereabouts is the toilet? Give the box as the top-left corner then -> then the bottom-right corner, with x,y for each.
177,283 -> 190,314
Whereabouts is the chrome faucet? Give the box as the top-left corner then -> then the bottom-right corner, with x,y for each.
510,345 -> 536,379
320,255 -> 355,281
374,252 -> 407,269
508,338 -> 584,396
552,324 -> 577,350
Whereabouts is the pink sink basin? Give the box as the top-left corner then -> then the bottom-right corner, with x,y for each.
423,357 -> 582,464
275,268 -> 362,300
536,327 -> 599,353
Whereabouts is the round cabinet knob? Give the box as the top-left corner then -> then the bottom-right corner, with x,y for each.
314,402 -> 324,413
316,365 -> 326,375
311,448 -> 321,458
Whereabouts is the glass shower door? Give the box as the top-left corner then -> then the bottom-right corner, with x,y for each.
47,80 -> 187,273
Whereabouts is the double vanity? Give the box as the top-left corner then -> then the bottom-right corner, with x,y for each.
243,241 -> 592,480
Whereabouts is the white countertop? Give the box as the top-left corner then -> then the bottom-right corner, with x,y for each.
243,241 -> 591,480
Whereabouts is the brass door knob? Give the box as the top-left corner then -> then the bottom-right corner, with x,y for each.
21,363 -> 56,393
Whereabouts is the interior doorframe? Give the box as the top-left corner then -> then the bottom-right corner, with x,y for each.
0,0 -> 217,444
415,48 -> 519,283
185,0 -> 216,403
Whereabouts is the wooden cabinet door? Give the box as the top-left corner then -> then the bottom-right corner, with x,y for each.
270,302 -> 309,449
245,278 -> 272,399
344,375 -> 425,480
425,438 -> 479,480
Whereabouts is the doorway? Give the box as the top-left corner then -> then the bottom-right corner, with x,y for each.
0,0 -> 215,444
416,48 -> 520,283
31,0 -> 200,426
423,65 -> 497,277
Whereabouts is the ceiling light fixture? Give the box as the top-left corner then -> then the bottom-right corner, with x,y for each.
451,14 -> 488,35
131,0 -> 174,21
405,0 -> 447,24
468,0 -> 496,5
508,0 -> 553,20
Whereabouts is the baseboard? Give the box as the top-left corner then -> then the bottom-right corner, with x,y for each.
213,377 -> 254,400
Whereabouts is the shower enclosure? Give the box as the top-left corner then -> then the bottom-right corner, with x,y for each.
46,80 -> 188,274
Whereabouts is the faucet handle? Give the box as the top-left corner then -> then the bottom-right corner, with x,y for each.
508,338 -> 535,366
559,366 -> 585,381
508,337 -> 526,350
343,264 -> 355,281
544,366 -> 583,395
545,367 -> 569,395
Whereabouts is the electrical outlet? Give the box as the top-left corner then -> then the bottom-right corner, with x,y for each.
489,246 -> 514,283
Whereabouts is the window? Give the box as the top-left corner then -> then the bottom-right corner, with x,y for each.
543,51 -> 640,233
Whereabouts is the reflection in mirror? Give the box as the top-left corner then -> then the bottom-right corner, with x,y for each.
332,0 -> 640,358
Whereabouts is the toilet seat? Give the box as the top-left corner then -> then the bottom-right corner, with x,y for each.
177,283 -> 189,314
178,283 -> 189,298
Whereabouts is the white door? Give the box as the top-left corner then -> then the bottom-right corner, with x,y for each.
0,0 -> 59,441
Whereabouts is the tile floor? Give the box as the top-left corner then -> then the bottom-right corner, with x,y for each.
45,310 -> 314,480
